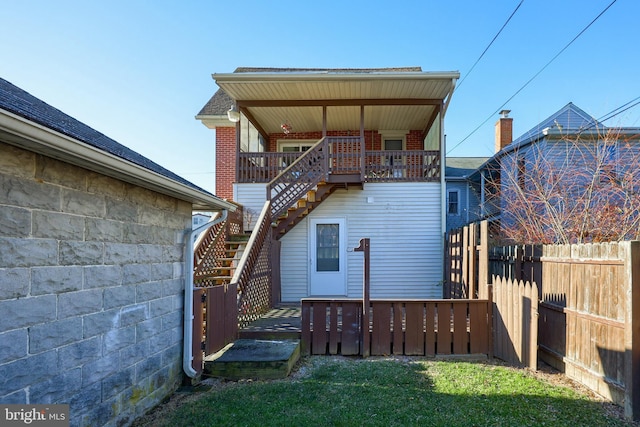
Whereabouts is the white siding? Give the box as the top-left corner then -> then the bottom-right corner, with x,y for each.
280,182 -> 443,301
234,183 -> 267,231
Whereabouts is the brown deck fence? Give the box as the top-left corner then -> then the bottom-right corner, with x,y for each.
301,298 -> 492,357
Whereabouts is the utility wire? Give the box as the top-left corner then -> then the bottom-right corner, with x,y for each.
597,96 -> 640,124
456,0 -> 524,90
447,0 -> 618,155
575,95 -> 640,133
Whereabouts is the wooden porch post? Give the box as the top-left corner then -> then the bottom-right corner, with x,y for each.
355,238 -> 370,357
322,106 -> 327,138
360,105 -> 365,182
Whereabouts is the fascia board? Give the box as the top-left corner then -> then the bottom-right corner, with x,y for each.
195,114 -> 236,129
213,71 -> 460,83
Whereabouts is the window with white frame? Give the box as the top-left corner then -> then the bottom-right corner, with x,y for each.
380,131 -> 407,178
278,140 -> 316,167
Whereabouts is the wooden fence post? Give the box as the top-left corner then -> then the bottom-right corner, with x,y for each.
355,238 -> 371,357
478,221 -> 489,299
469,222 -> 477,299
625,241 -> 640,420
487,283 -> 494,359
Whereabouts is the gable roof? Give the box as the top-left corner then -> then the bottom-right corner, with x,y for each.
507,102 -> 601,150
0,77 -> 235,211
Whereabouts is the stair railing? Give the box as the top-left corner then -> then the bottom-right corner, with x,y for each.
230,200 -> 273,328
193,206 -> 243,286
267,137 -> 329,219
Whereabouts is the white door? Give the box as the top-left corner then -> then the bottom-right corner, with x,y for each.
309,218 -> 347,296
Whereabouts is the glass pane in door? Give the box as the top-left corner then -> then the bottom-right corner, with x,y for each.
316,224 -> 339,272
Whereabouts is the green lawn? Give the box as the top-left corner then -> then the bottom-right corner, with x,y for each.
152,357 -> 633,426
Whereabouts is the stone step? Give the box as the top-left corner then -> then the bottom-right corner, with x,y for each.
204,339 -> 300,380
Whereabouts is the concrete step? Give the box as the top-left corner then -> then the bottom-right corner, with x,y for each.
204,339 -> 300,380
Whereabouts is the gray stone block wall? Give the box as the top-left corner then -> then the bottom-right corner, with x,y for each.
0,142 -> 193,427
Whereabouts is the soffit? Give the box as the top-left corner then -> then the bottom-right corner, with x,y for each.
213,71 -> 459,134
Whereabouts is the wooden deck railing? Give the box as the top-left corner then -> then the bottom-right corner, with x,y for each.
193,208 -> 243,287
239,146 -> 440,183
267,138 -> 330,219
231,201 -> 274,329
301,298 -> 492,357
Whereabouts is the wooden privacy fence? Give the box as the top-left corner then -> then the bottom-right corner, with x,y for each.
538,242 -> 639,417
446,221 -> 640,421
444,221 -> 489,299
492,276 -> 539,369
301,298 -> 492,357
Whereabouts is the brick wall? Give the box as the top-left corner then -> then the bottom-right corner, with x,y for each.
0,142 -> 192,427
215,127 -> 236,201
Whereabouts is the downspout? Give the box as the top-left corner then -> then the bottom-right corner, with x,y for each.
183,209 -> 228,378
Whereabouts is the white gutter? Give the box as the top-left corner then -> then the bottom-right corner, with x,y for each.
183,210 -> 228,379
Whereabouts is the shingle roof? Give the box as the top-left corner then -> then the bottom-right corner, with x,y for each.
0,77 -> 212,195
446,157 -> 489,178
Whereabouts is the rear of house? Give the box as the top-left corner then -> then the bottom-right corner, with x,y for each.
197,67 -> 459,301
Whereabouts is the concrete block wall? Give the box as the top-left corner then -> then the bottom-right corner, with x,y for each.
0,142 -> 192,427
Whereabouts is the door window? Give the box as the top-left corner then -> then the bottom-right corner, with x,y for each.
316,224 -> 339,272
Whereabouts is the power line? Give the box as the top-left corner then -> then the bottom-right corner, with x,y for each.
597,96 -> 640,124
573,95 -> 640,134
456,0 -> 524,90
447,0 -> 618,155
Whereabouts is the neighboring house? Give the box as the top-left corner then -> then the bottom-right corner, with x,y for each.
470,103 -> 640,241
0,78 -> 234,427
192,212 -> 212,228
444,157 -> 488,232
196,67 -> 459,300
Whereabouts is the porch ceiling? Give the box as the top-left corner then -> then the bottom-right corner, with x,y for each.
213,70 -> 459,135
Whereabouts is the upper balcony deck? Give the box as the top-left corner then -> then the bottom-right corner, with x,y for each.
237,136 -> 441,184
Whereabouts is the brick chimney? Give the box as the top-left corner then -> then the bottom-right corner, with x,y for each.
495,110 -> 513,153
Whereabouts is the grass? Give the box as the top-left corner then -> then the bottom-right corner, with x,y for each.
154,357 -> 633,427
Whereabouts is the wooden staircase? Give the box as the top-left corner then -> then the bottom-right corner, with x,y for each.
194,233 -> 250,286
272,181 -> 339,239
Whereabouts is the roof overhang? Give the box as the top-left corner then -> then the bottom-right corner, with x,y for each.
212,70 -> 459,135
0,109 -> 236,212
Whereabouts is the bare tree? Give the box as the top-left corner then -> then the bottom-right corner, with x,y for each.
484,127 -> 640,244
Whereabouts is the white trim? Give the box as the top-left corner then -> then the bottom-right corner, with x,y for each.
309,217 -> 347,297
378,130 -> 409,141
213,71 -> 461,82
195,114 -> 236,130
277,139 -> 318,151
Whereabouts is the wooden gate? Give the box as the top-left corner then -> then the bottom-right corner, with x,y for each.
492,276 -> 538,369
